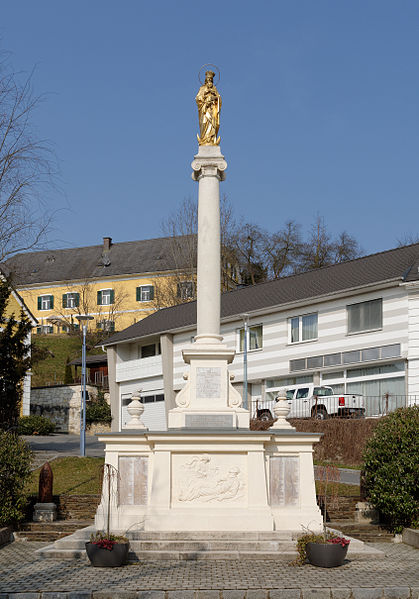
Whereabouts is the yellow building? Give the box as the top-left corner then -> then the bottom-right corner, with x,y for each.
3,236 -> 196,335
0,273 -> 37,415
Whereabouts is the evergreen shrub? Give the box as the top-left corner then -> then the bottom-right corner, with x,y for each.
0,431 -> 32,525
363,406 -> 419,532
18,415 -> 55,435
86,397 -> 112,425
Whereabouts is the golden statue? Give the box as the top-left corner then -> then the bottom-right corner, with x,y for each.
196,70 -> 221,146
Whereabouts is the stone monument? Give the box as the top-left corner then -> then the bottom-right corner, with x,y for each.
168,69 -> 248,430
92,69 -> 324,534
33,462 -> 57,522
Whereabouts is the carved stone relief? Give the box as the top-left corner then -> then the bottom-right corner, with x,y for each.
173,454 -> 246,505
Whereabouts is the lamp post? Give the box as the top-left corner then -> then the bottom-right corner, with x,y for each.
76,315 -> 94,457
241,313 -> 250,411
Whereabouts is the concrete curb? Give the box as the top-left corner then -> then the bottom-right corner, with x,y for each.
402,529 -> 419,549
0,589 -> 418,599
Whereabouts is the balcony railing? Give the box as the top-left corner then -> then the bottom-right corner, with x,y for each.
250,394 -> 418,421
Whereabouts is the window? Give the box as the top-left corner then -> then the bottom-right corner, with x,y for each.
97,289 -> 114,306
347,298 -> 382,334
295,387 -> 309,399
177,281 -> 195,300
289,313 -> 318,343
136,285 -> 154,302
38,295 -> 54,311
140,344 -> 156,358
36,325 -> 53,334
239,325 -> 263,352
96,320 -> 115,332
62,292 -> 80,308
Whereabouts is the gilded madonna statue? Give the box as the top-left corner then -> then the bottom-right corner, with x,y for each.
196,70 -> 221,146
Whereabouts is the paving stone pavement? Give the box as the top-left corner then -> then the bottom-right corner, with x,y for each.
0,541 -> 418,597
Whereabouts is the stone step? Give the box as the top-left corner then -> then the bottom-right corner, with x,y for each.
15,520 -> 93,542
128,530 -> 293,541
18,520 -> 92,532
130,540 -> 297,552
36,526 -> 386,561
328,521 -> 395,543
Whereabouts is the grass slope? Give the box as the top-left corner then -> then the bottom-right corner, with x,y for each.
26,456 -> 104,496
31,335 -> 105,387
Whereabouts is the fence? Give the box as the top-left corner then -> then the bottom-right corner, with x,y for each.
250,394 -> 419,420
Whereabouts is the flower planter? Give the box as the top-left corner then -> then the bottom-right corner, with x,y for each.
85,542 -> 129,567
305,541 -> 349,568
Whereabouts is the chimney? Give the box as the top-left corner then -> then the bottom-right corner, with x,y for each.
103,237 -> 112,251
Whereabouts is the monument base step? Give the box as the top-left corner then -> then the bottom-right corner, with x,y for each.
36,526 -> 385,560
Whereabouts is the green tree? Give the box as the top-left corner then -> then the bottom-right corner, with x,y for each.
0,431 -> 32,524
363,406 -> 419,532
0,276 -> 32,431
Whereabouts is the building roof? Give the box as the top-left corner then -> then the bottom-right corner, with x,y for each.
0,270 -> 38,325
69,353 -> 108,367
103,243 -> 419,347
2,235 -> 195,286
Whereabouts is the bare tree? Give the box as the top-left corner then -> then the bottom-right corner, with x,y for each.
0,51 -> 56,261
296,215 -> 360,272
397,233 -> 419,247
263,220 -> 302,278
231,221 -> 268,285
153,195 -> 240,309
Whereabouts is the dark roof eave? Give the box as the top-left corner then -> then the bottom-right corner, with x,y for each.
102,275 -> 403,348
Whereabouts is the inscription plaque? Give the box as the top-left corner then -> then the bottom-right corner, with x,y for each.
185,414 -> 234,428
269,456 -> 299,506
119,456 -> 148,505
196,367 -> 221,399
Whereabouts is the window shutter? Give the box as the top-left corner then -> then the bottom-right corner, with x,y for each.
110,289 -> 115,304
49,295 -> 54,309
149,285 -> 154,300
62,294 -> 67,308
75,293 -> 80,307
97,290 -> 102,305
37,297 -> 42,310
136,287 -> 141,301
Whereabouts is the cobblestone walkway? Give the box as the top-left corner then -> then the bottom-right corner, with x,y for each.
0,541 -> 418,594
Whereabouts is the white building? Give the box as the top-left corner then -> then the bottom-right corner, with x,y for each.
103,243 -> 419,430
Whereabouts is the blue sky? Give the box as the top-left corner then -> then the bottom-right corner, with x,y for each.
1,1 -> 418,255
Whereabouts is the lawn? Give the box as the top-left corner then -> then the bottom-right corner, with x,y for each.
31,335 -> 106,387
26,456 -> 104,496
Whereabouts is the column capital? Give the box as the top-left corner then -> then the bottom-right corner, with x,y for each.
191,146 -> 227,182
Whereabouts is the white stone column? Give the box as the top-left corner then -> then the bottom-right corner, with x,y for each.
192,146 -> 227,345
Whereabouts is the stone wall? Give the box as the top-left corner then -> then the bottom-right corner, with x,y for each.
30,384 -> 100,433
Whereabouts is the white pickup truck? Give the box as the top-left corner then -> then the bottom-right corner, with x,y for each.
254,384 -> 365,421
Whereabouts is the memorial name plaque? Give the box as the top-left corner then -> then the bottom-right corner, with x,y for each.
119,456 -> 148,505
196,367 -> 221,399
185,414 -> 234,428
269,456 -> 299,506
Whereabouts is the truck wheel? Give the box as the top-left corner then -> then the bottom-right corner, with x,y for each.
312,407 -> 328,420
258,411 -> 273,422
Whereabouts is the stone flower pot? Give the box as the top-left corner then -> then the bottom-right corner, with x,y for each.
85,542 -> 129,567
305,541 -> 349,568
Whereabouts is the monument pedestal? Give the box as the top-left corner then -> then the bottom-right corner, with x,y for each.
168,344 -> 249,429
95,430 -> 322,534
33,502 -> 57,522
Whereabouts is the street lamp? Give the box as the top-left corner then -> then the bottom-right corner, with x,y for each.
241,313 -> 250,411
76,315 -> 94,457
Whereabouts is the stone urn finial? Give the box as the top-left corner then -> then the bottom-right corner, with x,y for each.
127,389 -> 147,430
271,388 -> 295,430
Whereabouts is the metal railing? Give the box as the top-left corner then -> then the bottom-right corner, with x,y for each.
250,394 -> 418,421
